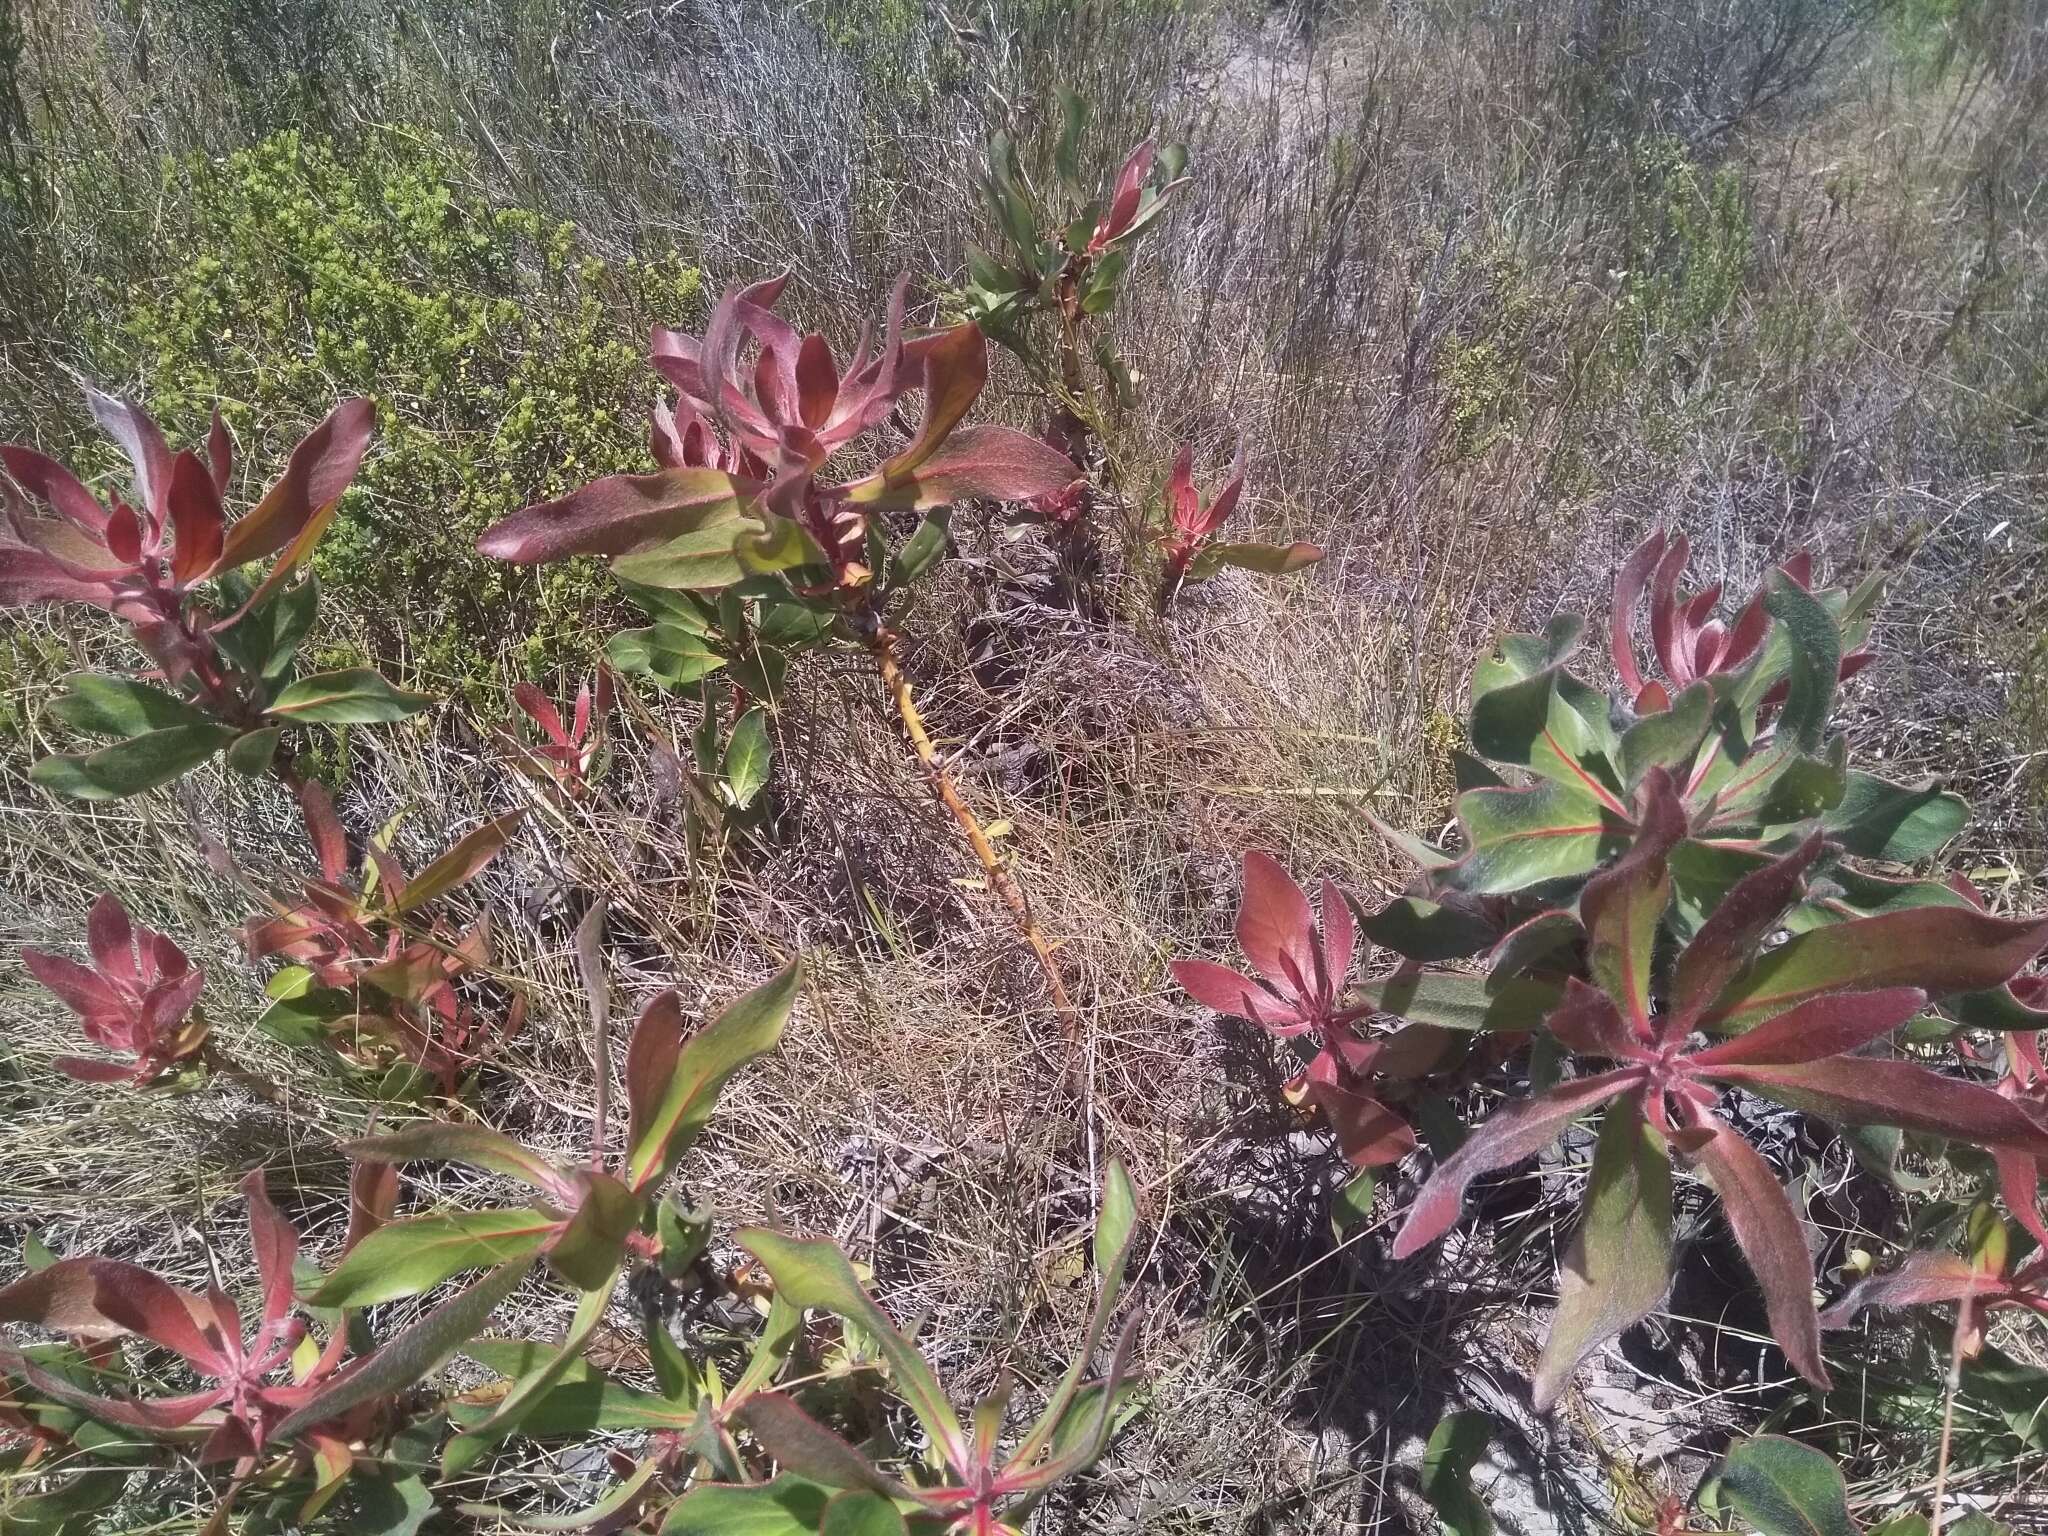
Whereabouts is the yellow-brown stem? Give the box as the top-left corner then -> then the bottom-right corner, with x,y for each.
868,626 -> 1080,1039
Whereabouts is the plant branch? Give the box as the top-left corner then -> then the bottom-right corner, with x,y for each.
866,623 -> 1080,1040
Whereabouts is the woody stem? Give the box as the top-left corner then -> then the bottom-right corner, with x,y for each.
199,1041 -> 288,1107
866,624 -> 1081,1041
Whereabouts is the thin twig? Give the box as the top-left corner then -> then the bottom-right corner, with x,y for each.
1931,1296 -> 1972,1536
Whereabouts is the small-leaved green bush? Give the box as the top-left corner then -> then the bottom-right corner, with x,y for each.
88,127 -> 702,693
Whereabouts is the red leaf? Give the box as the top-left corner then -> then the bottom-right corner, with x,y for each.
1704,1057 -> 2048,1153
296,780 -> 349,883
1302,1053 -> 1415,1167
1995,1144 -> 2048,1250
1392,1069 -> 1643,1259
0,546 -> 124,608
1609,531 -> 1664,702
1097,140 -> 1156,244
794,334 -> 839,431
1819,1250 -> 2006,1329
1647,533 -> 1691,685
21,948 -> 121,1019
1687,1118 -> 1829,1390
513,682 -> 569,748
1670,832 -> 1824,1028
875,324 -> 987,486
217,398 -> 375,571
86,388 -> 173,518
1545,976 -> 1645,1061
1703,905 -> 2048,1034
55,1055 -> 145,1083
167,450 -> 225,587
139,967 -> 206,1040
0,445 -> 107,532
345,1162 -> 400,1253
241,1170 -> 299,1337
842,424 -> 1077,510
1579,768 -> 1686,1037
1200,443 -> 1247,537
85,894 -> 137,986
206,410 -> 233,498
1237,851 -> 1318,1000
625,990 -> 686,1157
1320,878 -> 1357,996
476,467 -> 758,563
0,1257 -> 153,1337
1685,987 -> 1926,1068
1171,957 -> 1308,1031
93,1265 -> 232,1375
1165,444 -> 1199,535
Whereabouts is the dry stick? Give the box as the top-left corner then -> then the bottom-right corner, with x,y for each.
197,1040 -> 289,1107
866,625 -> 1081,1041
574,897 -> 612,1171
1930,1296 -> 1973,1536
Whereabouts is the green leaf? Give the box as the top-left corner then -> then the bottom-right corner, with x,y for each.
736,1230 -> 967,1468
889,509 -> 951,589
544,1173 -> 641,1292
345,1123 -> 569,1194
0,1468 -> 131,1532
1619,682 -> 1712,789
225,726 -> 282,777
659,1477 -> 834,1536
1359,898 -> 1499,963
1095,1157 -> 1140,1289
819,1491 -> 907,1536
387,811 -> 523,915
1445,782 -> 1627,894
1184,540 -> 1322,581
303,1209 -> 555,1308
254,970 -> 353,1047
1708,741 -> 1847,830
443,1281 -> 615,1472
1532,1099 -> 1673,1411
626,962 -> 800,1192
1331,1168 -> 1376,1240
46,673 -> 209,737
1717,1434 -> 1858,1536
457,1457 -> 666,1532
31,723 -> 238,800
615,579 -> 716,633
1351,973 -> 1561,1032
1010,1158 -> 1144,1473
1419,1410 -> 1495,1536
338,1472 -> 435,1536
731,1291 -> 803,1403
273,1259 -> 534,1443
606,625 -> 727,688
215,571 -> 320,684
267,668 -> 434,725
755,600 -> 834,651
723,708 -> 772,809
1486,910 -> 1580,982
1472,614 -> 1584,699
657,1198 -> 714,1282
1763,574 -> 1842,753
1824,773 -> 1968,862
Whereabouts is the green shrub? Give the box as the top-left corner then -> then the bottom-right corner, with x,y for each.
87,127 -> 702,696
